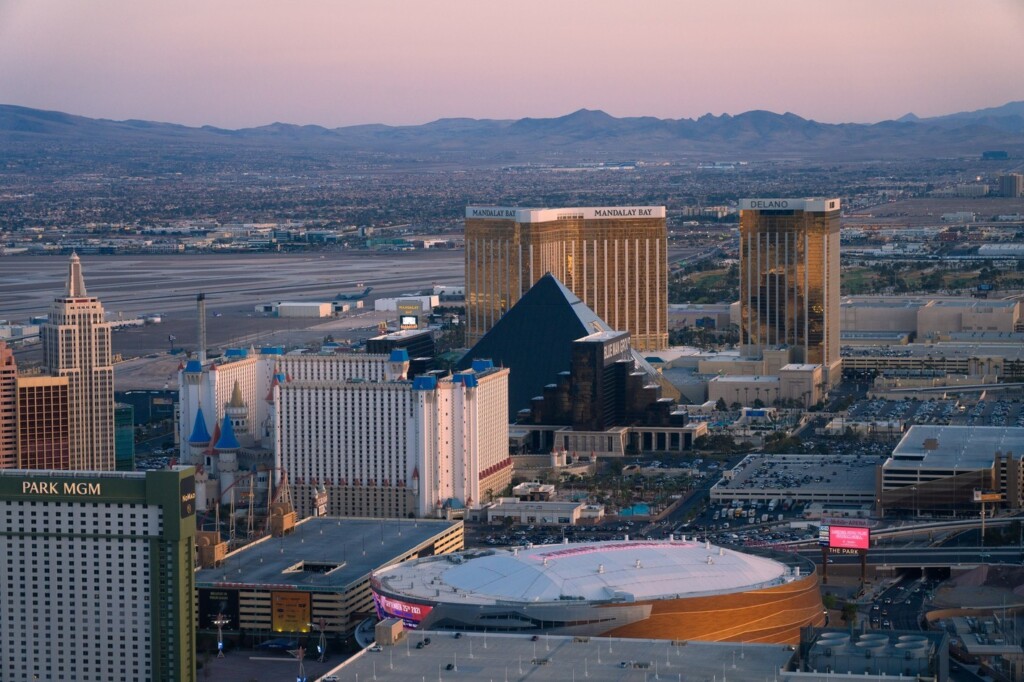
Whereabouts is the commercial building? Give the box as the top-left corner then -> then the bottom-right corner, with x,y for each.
324,632 -> 797,682
998,173 -> 1024,198
40,253 -> 115,470
842,342 -> 1024,382
16,376 -> 71,469
274,301 -> 333,318
799,628 -> 949,681
194,517 -> 462,641
877,425 -> 1024,516
372,539 -> 823,643
373,295 -> 439,313
711,453 -> 883,507
739,199 -> 842,383
114,402 -> 135,471
0,467 -> 197,681
0,341 -> 15,469
668,302 -> 739,330
483,498 -> 586,525
365,329 -> 435,377
464,206 -> 668,351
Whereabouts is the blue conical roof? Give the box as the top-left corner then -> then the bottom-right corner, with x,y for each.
188,407 -> 212,445
215,413 -> 240,450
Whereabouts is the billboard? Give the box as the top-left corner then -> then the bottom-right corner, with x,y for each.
372,592 -> 433,629
399,314 -> 418,330
271,591 -> 311,633
199,588 -> 239,629
828,526 -> 870,551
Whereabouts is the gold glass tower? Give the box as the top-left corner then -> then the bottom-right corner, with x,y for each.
40,253 -> 115,470
464,206 -> 668,351
738,198 -> 842,381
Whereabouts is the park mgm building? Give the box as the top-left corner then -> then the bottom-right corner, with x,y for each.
0,467 -> 196,682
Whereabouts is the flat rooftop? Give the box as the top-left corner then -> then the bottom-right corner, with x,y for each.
886,425 -> 1024,471
708,375 -> 780,384
327,631 -> 795,681
713,453 -> 883,498
194,517 -> 461,592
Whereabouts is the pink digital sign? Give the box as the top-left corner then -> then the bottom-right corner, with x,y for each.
829,526 -> 870,550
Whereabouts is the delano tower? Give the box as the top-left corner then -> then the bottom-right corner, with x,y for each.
41,253 -> 115,470
464,206 -> 668,351
739,198 -> 842,382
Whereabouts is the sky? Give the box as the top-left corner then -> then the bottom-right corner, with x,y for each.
1,0 -> 1022,129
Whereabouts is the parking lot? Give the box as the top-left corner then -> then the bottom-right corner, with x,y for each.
846,396 -> 1024,428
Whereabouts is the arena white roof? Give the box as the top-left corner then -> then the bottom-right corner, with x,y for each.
373,540 -> 792,605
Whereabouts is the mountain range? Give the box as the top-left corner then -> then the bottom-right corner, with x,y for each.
2,101 -> 1023,167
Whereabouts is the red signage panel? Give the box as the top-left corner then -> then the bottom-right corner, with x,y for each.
829,526 -> 870,550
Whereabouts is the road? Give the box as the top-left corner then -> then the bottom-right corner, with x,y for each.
802,545 -> 1024,568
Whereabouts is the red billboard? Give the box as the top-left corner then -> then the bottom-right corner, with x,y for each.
372,592 -> 433,629
828,526 -> 870,550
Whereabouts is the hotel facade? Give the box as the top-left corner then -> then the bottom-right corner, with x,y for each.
179,347 -> 511,519
0,467 -> 197,681
738,198 -> 842,382
464,206 -> 668,351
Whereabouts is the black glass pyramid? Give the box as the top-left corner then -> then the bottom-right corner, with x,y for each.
457,273 -> 613,419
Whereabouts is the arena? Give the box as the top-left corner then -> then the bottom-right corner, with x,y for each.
371,539 -> 824,644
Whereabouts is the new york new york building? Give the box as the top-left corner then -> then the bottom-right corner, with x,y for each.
464,206 -> 668,351
40,254 -> 115,469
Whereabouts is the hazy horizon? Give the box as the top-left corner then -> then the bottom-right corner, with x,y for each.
1,0 -> 1022,129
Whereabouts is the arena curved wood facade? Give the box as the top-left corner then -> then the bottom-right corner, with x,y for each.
600,572 -> 825,643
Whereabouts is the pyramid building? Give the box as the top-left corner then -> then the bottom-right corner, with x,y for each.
458,273 -> 675,421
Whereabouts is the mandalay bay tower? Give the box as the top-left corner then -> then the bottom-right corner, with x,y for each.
738,198 -> 842,382
464,206 -> 668,351
41,253 -> 115,470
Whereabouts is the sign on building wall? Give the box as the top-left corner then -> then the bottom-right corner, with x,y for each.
271,591 -> 311,633
198,589 -> 239,629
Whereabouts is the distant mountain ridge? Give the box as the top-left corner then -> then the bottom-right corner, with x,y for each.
2,101 -> 1023,165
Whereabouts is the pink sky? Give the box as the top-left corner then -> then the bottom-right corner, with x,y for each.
0,0 -> 1021,128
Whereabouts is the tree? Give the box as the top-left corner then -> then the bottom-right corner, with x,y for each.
715,397 -> 728,411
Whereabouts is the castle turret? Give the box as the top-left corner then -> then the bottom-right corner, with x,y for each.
386,349 -> 410,381
215,412 -> 240,504
225,379 -> 249,440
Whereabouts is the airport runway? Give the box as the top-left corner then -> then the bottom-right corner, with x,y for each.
3,247 -> 692,387
1,251 -> 464,373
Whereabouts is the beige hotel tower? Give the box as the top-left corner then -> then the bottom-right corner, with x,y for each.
464,206 -> 668,351
41,253 -> 115,470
